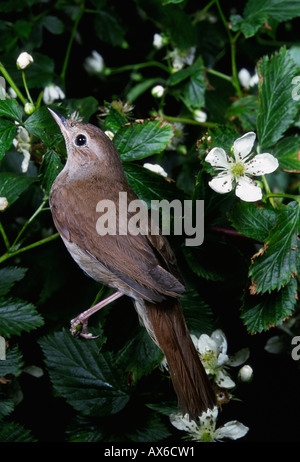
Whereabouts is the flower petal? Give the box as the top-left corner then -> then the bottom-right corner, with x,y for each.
214,421 -> 249,441
211,329 -> 228,355
245,153 -> 279,175
205,147 -> 231,169
170,413 -> 198,432
227,347 -> 250,367
232,132 -> 256,161
235,175 -> 262,202
208,174 -> 233,194
216,369 -> 235,388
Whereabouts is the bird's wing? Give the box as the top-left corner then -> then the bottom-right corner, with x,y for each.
50,173 -> 185,302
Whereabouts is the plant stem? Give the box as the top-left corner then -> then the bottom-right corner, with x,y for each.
11,199 -> 48,250
60,1 -> 85,88
0,61 -> 27,106
0,233 -> 60,265
22,70 -> 34,105
0,221 -> 10,250
261,175 -> 276,208
106,60 -> 170,75
163,114 -> 218,128
265,193 -> 300,203
215,0 -> 242,97
205,67 -> 233,83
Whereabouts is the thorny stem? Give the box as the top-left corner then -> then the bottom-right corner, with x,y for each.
21,70 -> 34,105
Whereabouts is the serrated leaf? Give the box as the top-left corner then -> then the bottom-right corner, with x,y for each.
126,413 -> 171,442
272,135 -> 300,171
0,399 -> 14,418
0,172 -> 36,209
183,70 -> 206,109
231,0 -> 300,38
39,329 -> 130,417
39,149 -> 63,196
257,48 -> 299,149
0,297 -> 44,338
249,201 -> 300,293
0,118 -> 17,160
0,98 -> 22,122
0,266 -> 27,296
114,120 -> 173,161
24,105 -> 61,145
0,345 -> 23,377
229,202 -> 278,242
116,327 -> 162,382
103,102 -> 128,133
124,163 -> 185,207
0,421 -> 36,442
241,277 -> 297,333
226,95 -> 258,132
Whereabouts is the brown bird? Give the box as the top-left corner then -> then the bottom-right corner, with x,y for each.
48,108 -> 216,420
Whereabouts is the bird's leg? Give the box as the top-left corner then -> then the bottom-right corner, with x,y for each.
70,290 -> 124,339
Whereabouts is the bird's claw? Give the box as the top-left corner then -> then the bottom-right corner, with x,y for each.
70,317 -> 100,340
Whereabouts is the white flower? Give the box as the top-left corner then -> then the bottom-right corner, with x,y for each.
205,132 -> 279,202
151,85 -> 165,98
16,52 -> 33,70
170,406 -> 249,442
143,163 -> 168,177
153,33 -> 163,49
238,68 -> 259,89
43,84 -> 65,105
105,130 -> 114,140
8,87 -> 17,99
238,365 -> 253,382
84,51 -> 104,74
169,46 -> 196,71
193,109 -> 207,123
191,329 -> 249,388
0,197 -> 8,211
13,126 -> 31,173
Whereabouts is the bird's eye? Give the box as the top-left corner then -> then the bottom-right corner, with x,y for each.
75,134 -> 87,146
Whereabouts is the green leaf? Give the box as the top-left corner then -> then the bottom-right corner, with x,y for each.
0,118 -> 17,160
0,266 -> 27,296
116,327 -> 162,382
114,120 -> 173,161
41,15 -> 65,34
230,0 -> 300,38
0,98 -> 22,122
272,135 -> 300,171
103,102 -> 128,134
39,329 -> 131,417
229,202 -> 278,242
0,297 -> 44,338
249,202 -> 300,293
0,421 -> 36,442
65,96 -> 99,123
124,163 -> 184,206
126,413 -> 171,442
93,11 -> 126,47
0,399 -> 14,418
183,69 -> 206,109
0,345 -> 23,377
39,149 -> 63,196
241,277 -> 297,333
0,173 -> 36,209
25,52 -> 55,88
127,78 -> 160,104
257,47 -> 299,149
226,95 -> 258,132
24,105 -> 62,146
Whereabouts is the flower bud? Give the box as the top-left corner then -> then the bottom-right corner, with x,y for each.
151,85 -> 165,98
193,109 -> 207,123
84,51 -> 104,74
24,102 -> 35,115
0,197 -> 8,211
238,365 -> 253,383
16,52 -> 33,70
43,84 -> 65,105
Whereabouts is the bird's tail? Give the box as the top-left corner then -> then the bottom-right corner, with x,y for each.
144,299 -> 216,421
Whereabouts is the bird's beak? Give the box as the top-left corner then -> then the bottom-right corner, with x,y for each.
48,107 -> 67,133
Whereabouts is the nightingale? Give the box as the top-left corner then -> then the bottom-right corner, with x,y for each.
48,107 -> 216,420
